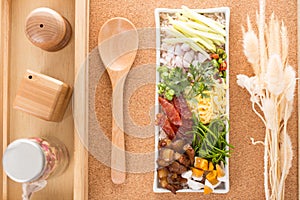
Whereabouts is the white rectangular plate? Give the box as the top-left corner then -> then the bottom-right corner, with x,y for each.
153,7 -> 230,194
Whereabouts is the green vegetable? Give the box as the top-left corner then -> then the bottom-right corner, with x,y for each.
165,88 -> 175,100
157,61 -> 218,100
211,59 -> 219,68
157,66 -> 168,74
157,66 -> 190,100
189,117 -> 233,165
185,62 -> 217,99
157,83 -> 166,94
222,53 -> 227,60
216,48 -> 225,55
222,70 -> 227,79
168,89 -> 175,96
210,49 -> 228,78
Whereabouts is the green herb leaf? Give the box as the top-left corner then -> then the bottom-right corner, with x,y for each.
190,117 -> 233,165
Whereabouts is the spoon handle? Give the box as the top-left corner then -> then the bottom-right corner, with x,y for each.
111,75 -> 126,184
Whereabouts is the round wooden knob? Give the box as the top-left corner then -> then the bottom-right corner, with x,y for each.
25,7 -> 72,52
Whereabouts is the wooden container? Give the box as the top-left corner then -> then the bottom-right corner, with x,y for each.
0,0 -> 88,200
25,7 -> 72,52
13,70 -> 72,122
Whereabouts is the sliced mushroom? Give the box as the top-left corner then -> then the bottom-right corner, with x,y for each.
173,152 -> 182,160
184,146 -> 195,165
160,148 -> 174,162
158,168 -> 169,179
177,154 -> 191,167
171,139 -> 186,153
158,138 -> 172,148
168,161 -> 187,174
157,158 -> 170,167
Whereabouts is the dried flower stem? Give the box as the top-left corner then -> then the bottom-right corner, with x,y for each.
237,0 -> 295,199
264,129 -> 270,200
258,0 -> 266,75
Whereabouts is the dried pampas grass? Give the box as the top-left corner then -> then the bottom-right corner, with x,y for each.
281,23 -> 288,67
237,0 -> 296,199
243,31 -> 260,75
265,54 -> 285,96
261,98 -> 276,130
283,66 -> 296,102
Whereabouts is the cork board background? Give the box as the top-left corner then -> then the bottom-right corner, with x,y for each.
87,0 -> 298,199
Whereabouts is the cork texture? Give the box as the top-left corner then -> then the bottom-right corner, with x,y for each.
88,0 -> 298,199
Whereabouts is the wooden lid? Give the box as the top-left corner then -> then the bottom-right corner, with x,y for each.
25,7 -> 72,52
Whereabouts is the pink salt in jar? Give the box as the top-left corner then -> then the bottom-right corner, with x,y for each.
2,137 -> 69,183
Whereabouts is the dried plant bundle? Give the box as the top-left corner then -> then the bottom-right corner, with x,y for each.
237,0 -> 295,199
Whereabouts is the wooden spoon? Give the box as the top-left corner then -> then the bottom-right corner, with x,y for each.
98,17 -> 138,184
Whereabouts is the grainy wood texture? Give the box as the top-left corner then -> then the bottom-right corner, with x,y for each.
0,4 -> 2,195
1,0 -> 11,199
74,0 -> 89,199
13,70 -> 72,122
0,0 -> 79,199
25,7 -> 72,52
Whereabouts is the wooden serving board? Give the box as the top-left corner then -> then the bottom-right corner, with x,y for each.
0,0 -> 88,199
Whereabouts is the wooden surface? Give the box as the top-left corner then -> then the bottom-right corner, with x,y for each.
1,0 -> 11,199
25,7 -> 72,52
74,0 -> 89,199
13,70 -> 72,122
0,12 -> 3,198
89,0 -> 298,200
0,0 -> 78,199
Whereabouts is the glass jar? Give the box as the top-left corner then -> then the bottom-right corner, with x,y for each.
2,137 -> 69,183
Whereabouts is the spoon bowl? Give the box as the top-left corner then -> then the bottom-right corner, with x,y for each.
99,18 -> 138,74
98,17 -> 138,184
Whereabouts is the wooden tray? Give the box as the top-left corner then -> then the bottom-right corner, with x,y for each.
0,0 -> 88,199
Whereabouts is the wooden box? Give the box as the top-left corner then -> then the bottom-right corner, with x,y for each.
13,70 -> 72,122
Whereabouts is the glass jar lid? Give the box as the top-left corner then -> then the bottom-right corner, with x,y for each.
2,139 -> 46,183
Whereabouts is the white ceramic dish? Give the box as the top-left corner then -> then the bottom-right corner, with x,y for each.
153,7 -> 230,194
